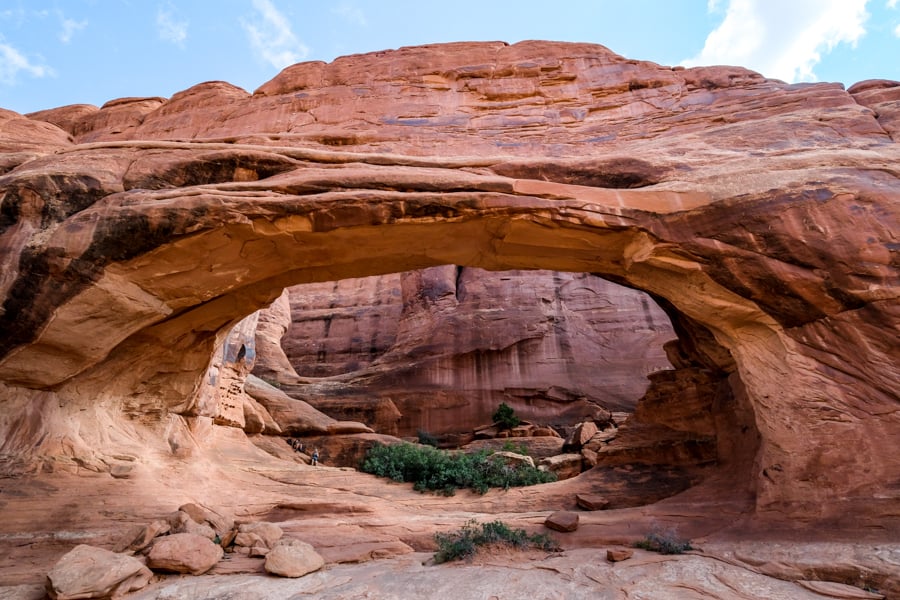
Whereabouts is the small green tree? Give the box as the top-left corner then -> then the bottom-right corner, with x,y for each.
492,402 -> 521,430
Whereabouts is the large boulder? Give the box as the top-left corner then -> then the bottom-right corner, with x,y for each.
147,533 -> 223,575
243,376 -> 336,435
538,454 -> 584,481
563,421 -> 599,451
264,539 -> 325,578
46,545 -> 152,599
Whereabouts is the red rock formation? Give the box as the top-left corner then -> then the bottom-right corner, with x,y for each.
259,267 -> 673,435
0,40 -> 896,536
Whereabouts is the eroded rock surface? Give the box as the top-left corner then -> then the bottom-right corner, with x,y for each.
262,268 -> 674,435
0,39 -> 898,597
45,544 -> 152,600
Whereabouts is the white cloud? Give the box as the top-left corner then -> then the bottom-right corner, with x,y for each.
888,0 -> 898,9
334,2 -> 367,26
682,0 -> 869,83
0,39 -> 53,85
895,23 -> 900,36
242,0 -> 309,70
59,17 -> 87,43
157,5 -> 188,46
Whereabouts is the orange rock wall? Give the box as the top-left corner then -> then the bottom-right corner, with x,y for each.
262,267 -> 673,435
0,41 -> 897,527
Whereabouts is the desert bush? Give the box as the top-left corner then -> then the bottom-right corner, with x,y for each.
634,531 -> 693,555
417,430 -> 439,447
433,519 -> 560,563
492,402 -> 521,430
360,442 -> 556,495
501,439 -> 529,455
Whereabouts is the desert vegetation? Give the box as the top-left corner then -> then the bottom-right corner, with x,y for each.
491,402 -> 521,430
360,442 -> 556,495
634,530 -> 693,555
433,519 -> 560,563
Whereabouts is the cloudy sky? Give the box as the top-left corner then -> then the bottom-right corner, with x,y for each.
1,0 -> 898,114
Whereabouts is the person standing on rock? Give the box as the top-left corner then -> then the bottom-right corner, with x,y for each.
312,448 -> 319,466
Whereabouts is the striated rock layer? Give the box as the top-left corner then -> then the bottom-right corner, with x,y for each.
257,267 -> 674,436
0,40 -> 897,534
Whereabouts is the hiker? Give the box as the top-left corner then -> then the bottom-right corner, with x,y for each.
311,448 -> 319,466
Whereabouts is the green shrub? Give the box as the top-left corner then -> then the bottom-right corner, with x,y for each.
501,439 -> 529,455
360,442 -> 556,495
417,430 -> 439,447
434,519 -> 561,564
492,402 -> 521,430
634,531 -> 692,555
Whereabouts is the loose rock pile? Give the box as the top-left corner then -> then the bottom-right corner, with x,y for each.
45,503 -> 325,599
459,415 -> 625,482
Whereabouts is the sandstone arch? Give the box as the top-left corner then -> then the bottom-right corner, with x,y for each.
1,41 -> 898,530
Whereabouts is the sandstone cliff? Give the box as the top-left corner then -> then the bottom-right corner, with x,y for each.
254,267 -> 674,436
0,40 -> 898,537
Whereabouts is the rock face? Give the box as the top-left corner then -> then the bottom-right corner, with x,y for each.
261,267 -> 673,436
0,40 -> 897,533
45,544 -> 152,599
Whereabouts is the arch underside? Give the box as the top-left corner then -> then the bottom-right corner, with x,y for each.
1,142 -> 897,528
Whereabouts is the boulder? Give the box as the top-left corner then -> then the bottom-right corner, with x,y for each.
538,454 -> 584,481
234,521 -> 283,552
563,421 -> 599,451
177,503 -> 234,537
167,510 -> 216,540
490,451 -> 536,469
607,548 -> 634,563
242,394 -> 281,434
544,511 -> 579,533
147,533 -> 223,575
243,376 -> 335,435
575,494 -> 610,511
108,464 -> 133,479
46,544 -> 152,599
583,428 -> 619,453
264,539 -> 325,578
532,427 -> 561,438
113,519 -> 171,553
581,448 -> 599,468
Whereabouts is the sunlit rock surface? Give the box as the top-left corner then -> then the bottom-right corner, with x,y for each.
1,40 -> 898,597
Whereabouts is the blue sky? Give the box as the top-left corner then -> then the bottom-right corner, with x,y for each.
1,0 -> 899,115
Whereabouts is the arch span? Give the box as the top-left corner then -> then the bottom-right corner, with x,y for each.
1,143 -> 897,526
2,40 -> 898,528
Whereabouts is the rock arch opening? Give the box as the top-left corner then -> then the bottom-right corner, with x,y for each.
237,264 -> 739,501
2,145 -> 896,529
253,267 -> 677,439
1,151 -> 894,526
0,175 -> 766,509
